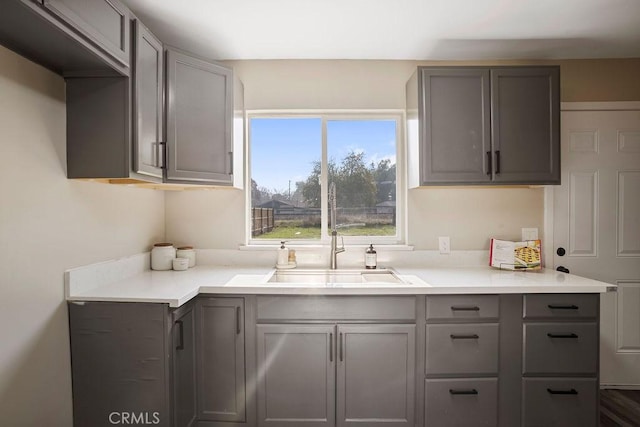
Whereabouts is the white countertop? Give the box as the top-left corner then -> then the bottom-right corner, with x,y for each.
66,261 -> 615,308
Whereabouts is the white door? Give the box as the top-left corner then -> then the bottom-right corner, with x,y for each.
553,104 -> 640,387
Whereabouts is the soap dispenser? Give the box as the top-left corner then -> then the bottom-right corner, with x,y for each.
276,241 -> 289,268
365,244 -> 377,269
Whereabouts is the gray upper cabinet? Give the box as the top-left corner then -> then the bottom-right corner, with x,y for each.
491,67 -> 560,184
418,68 -> 491,184
133,20 -> 164,179
407,66 -> 560,186
172,301 -> 197,427
166,48 -> 234,185
42,0 -> 130,67
196,297 -> 246,422
337,325 -> 415,427
257,324 -> 336,427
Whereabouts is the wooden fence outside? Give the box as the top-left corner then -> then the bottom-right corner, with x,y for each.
251,208 -> 274,236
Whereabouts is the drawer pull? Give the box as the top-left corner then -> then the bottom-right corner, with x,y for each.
450,306 -> 480,311
548,304 -> 579,310
450,334 -> 480,340
449,389 -> 478,395
547,333 -> 579,339
547,388 -> 578,395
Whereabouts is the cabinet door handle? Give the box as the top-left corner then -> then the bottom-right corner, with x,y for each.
158,142 -> 166,169
547,333 -> 578,339
547,388 -> 578,395
449,388 -> 478,395
175,320 -> 184,350
228,151 -> 233,175
236,306 -> 241,335
339,332 -> 343,361
486,151 -> 492,176
329,332 -> 333,362
495,150 -> 500,174
548,304 -> 579,310
451,306 -> 480,311
450,334 -> 479,340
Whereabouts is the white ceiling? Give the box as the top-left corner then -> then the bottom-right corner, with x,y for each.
123,0 -> 640,60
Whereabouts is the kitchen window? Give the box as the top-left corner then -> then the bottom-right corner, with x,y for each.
247,111 -> 405,245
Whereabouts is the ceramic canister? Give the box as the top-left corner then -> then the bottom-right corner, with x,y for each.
151,243 -> 176,271
176,246 -> 196,267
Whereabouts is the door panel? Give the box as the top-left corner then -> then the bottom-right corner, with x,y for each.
336,324 -> 415,427
257,324 -> 335,427
196,298 -> 245,422
133,20 -> 163,178
553,108 -> 640,386
172,302 -> 196,427
491,67 -> 560,184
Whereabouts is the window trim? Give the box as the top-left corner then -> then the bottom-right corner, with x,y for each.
245,109 -> 406,247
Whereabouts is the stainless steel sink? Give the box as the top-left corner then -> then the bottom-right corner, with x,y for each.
267,268 -> 405,285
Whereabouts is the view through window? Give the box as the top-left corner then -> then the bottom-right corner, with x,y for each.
250,115 -> 399,242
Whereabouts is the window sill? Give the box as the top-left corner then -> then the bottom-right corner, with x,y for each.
240,244 -> 414,251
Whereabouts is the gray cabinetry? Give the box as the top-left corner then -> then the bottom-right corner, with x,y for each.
256,324 -> 335,426
196,297 -> 246,422
337,324 -> 415,427
255,296 -> 416,427
417,68 -> 491,184
407,66 -> 560,186
521,293 -> 599,427
490,67 -> 560,184
172,301 -> 197,427
133,20 -> 164,178
425,378 -> 498,427
166,48 -> 234,185
68,300 -> 198,427
43,0 -> 130,67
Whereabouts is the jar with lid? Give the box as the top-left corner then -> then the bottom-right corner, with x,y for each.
151,243 -> 176,271
176,246 -> 196,268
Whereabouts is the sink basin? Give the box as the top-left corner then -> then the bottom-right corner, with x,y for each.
267,268 -> 405,285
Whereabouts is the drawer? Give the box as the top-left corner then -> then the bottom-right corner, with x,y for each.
425,378 -> 498,427
426,295 -> 499,322
256,296 -> 415,321
522,378 -> 597,427
523,323 -> 598,375
523,294 -> 598,320
426,324 -> 499,375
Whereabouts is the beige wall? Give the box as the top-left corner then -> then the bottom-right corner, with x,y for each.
0,46 -> 165,426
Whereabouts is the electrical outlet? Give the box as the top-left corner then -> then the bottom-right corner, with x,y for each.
521,228 -> 539,241
438,236 -> 450,254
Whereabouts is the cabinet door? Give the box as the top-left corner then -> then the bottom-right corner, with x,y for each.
419,67 -> 491,184
337,324 -> 415,427
490,67 -> 560,184
172,302 -> 196,427
133,20 -> 163,178
42,0 -> 130,66
166,48 -> 233,185
196,297 -> 245,422
256,324 -> 336,427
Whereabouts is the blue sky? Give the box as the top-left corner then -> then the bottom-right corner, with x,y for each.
251,118 -> 397,192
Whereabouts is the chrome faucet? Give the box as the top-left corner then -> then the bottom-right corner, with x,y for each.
329,182 -> 345,269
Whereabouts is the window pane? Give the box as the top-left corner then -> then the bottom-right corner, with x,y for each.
327,120 -> 397,237
250,118 -> 321,239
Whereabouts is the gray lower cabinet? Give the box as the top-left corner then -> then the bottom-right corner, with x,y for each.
256,324 -> 335,427
172,301 -> 197,427
68,300 -> 197,427
166,48 -> 234,185
407,66 -> 560,186
425,378 -> 498,427
196,297 -> 246,422
42,0 -> 131,67
337,324 -> 415,427
256,323 -> 415,427
522,378 -> 598,427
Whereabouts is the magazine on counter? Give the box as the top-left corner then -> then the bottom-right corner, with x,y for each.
489,238 -> 542,270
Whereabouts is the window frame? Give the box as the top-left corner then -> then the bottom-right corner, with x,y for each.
245,110 -> 406,247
